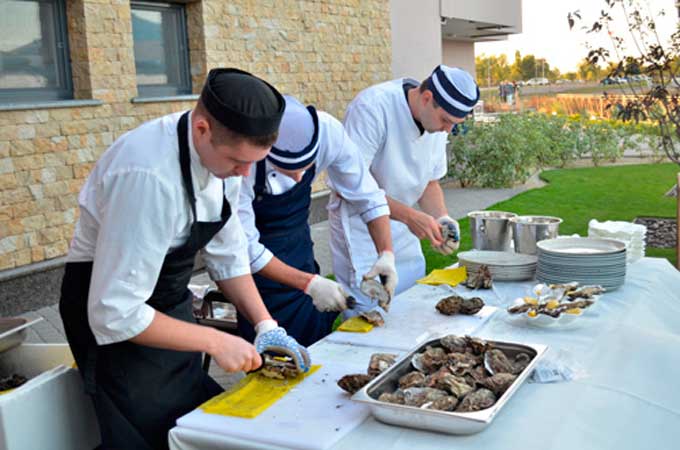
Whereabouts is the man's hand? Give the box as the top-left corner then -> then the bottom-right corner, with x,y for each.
432,215 -> 460,255
254,320 -> 311,372
210,332 -> 262,373
407,210 -> 444,247
304,275 -> 349,312
362,250 -> 398,299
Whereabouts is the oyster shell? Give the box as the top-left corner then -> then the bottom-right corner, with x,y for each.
567,285 -> 605,299
378,390 -> 405,405
455,388 -> 497,412
439,335 -> 469,353
368,353 -> 397,377
435,295 -> 484,316
398,371 -> 427,389
479,373 -> 517,396
411,346 -> 447,374
359,310 -> 385,327
259,354 -> 300,379
360,278 -> 391,312
427,371 -> 474,398
483,349 -> 515,375
424,395 -> 459,411
464,265 -> 493,289
337,374 -> 373,394
402,387 -> 449,407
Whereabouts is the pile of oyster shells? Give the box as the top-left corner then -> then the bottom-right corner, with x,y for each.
338,335 -> 532,413
435,295 -> 484,316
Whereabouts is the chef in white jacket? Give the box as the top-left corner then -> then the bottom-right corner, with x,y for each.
329,65 -> 479,311
59,68 -> 310,450
238,95 -> 396,345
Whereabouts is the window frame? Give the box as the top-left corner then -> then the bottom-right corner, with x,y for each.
130,0 -> 192,98
0,0 -> 74,103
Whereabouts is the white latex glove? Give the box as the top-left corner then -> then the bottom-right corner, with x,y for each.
433,215 -> 460,255
362,251 -> 398,299
304,275 -> 349,312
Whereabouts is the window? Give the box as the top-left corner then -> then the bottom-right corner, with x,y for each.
131,1 -> 191,98
0,0 -> 73,103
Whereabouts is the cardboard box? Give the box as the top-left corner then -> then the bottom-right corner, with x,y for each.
0,344 -> 100,450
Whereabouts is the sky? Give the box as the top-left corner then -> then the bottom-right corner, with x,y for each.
475,0 -> 679,73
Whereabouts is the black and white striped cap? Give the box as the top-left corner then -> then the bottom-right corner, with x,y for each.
426,65 -> 479,118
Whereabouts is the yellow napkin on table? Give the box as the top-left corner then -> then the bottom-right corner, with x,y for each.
336,316 -> 374,333
200,365 -> 321,418
416,266 -> 467,287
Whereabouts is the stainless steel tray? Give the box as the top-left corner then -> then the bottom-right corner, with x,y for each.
352,336 -> 547,435
0,317 -> 43,354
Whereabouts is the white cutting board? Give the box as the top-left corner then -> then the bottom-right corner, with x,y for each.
175,345 -> 382,450
325,283 -> 498,350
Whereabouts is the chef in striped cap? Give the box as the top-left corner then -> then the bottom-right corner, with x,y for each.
329,65 -> 479,312
237,95 -> 396,345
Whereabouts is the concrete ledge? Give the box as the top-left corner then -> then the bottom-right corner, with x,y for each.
0,99 -> 103,112
131,95 -> 199,104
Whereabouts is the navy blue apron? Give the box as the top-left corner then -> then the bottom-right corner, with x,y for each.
59,112 -> 226,450
237,160 -> 337,346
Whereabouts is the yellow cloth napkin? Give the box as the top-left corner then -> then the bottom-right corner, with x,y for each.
416,266 -> 467,287
336,316 -> 374,333
200,365 -> 321,418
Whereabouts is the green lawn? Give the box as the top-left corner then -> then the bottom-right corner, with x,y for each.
422,163 -> 679,271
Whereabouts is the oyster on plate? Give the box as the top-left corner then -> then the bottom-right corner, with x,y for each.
435,295 -> 484,316
464,265 -> 493,289
567,285 -> 605,299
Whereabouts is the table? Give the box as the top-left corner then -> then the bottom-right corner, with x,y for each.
169,257 -> 680,450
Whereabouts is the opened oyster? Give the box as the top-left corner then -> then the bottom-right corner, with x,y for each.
360,278 -> 391,311
337,374 -> 373,394
436,295 -> 484,316
259,354 -> 300,380
567,285 -> 605,299
359,310 -> 385,327
464,265 -> 493,289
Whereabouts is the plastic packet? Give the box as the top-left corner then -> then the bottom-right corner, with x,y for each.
529,348 -> 588,384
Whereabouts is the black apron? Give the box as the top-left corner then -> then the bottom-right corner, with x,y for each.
237,160 -> 337,347
59,112 -> 226,450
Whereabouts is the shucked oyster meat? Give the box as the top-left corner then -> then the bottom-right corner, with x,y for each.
435,295 -> 484,316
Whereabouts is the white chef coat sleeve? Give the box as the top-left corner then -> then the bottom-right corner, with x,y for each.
343,102 -> 386,168
235,173 -> 274,274
88,169 -> 176,345
324,115 -> 389,223
202,178 -> 255,280
431,137 -> 448,180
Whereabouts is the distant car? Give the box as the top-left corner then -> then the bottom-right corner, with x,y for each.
600,77 -> 623,85
526,77 -> 549,86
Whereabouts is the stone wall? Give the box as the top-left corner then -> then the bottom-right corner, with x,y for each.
0,0 -> 392,273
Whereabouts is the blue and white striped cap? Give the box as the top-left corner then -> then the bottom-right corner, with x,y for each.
267,95 -> 319,170
426,65 -> 479,118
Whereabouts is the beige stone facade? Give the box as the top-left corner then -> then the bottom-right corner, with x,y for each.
0,0 -> 392,272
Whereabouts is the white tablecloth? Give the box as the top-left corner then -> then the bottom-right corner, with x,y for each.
169,257 -> 680,450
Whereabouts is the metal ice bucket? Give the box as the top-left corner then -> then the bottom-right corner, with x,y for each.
467,210 -> 517,251
510,215 -> 562,255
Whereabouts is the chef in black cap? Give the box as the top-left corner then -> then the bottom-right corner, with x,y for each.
59,68 -> 310,450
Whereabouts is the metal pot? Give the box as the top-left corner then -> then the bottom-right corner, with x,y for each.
510,215 -> 563,255
467,210 -> 518,251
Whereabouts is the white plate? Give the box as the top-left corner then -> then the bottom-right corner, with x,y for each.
458,250 -> 538,266
537,237 -> 626,255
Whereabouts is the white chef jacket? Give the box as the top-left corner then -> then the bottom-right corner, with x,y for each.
329,79 -> 448,313
67,111 -> 251,345
238,111 -> 389,273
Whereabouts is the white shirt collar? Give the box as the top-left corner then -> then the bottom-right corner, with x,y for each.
187,110 -> 211,191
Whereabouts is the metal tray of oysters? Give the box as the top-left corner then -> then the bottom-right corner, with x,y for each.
352,335 -> 547,435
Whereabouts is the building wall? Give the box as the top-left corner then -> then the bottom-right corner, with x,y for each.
389,0 -> 442,81
442,40 -> 475,76
0,0 -> 392,273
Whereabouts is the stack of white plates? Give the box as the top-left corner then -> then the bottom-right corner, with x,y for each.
536,237 -> 627,290
588,219 -> 646,263
457,250 -> 538,281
